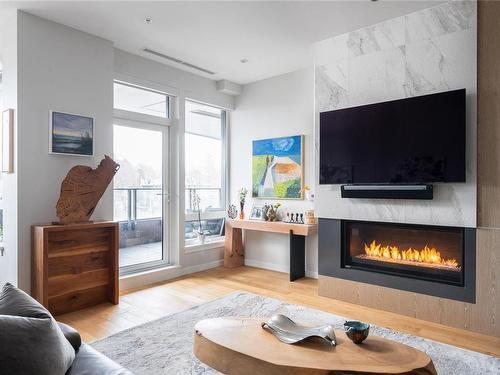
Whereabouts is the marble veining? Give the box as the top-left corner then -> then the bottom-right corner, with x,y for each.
405,1 -> 476,44
315,65 -> 348,113
404,38 -> 450,96
314,0 -> 477,227
347,18 -> 404,58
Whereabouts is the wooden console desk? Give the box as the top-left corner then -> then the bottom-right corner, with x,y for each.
224,219 -> 317,281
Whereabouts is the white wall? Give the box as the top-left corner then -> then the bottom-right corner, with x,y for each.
229,68 -> 317,277
15,11 -> 115,291
114,49 -> 234,110
0,9 -> 19,288
314,0 -> 477,228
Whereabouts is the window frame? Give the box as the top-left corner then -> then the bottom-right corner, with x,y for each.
113,79 -> 175,275
114,80 -> 170,123
184,100 -> 228,246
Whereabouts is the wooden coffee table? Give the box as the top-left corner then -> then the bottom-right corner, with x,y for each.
193,317 -> 437,375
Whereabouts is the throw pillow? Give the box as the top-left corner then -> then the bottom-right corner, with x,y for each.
0,283 -> 75,375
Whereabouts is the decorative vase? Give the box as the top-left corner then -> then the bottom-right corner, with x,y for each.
196,232 -> 206,244
227,204 -> 238,219
267,206 -> 277,222
239,202 -> 245,220
305,190 -> 314,201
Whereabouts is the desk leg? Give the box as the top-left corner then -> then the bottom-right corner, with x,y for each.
224,223 -> 244,268
289,230 -> 305,281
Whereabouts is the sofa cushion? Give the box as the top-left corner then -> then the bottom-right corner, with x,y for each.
58,321 -> 82,351
67,343 -> 134,375
0,283 -> 76,375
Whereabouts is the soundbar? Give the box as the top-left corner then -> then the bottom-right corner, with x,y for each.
340,184 -> 433,200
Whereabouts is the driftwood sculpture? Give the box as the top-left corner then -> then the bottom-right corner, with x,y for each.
56,155 -> 120,224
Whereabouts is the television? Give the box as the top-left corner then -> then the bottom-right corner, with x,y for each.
319,89 -> 466,185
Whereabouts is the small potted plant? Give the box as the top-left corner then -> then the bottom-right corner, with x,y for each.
239,188 -> 248,220
192,192 -> 210,243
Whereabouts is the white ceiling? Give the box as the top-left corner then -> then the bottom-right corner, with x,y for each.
0,1 -> 442,84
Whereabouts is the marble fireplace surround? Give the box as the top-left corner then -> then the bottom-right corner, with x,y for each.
314,0 -> 477,228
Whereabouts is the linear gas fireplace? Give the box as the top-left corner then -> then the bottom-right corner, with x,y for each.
319,219 -> 476,303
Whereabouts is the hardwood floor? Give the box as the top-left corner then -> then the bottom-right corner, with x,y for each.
56,266 -> 500,357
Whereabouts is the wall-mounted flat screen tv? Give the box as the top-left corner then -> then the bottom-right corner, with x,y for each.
319,89 -> 466,184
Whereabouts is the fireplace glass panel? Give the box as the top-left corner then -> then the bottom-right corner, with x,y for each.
342,221 -> 464,286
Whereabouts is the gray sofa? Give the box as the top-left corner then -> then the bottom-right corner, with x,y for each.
59,322 -> 132,375
0,282 -> 132,375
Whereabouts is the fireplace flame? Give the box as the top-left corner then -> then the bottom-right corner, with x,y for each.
363,240 -> 460,269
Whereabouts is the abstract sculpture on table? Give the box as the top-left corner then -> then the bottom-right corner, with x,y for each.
56,155 -> 120,224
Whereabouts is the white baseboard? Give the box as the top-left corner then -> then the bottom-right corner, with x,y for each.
306,270 -> 319,279
244,259 -> 318,279
120,257 -> 319,291
120,259 -> 223,291
181,259 -> 224,275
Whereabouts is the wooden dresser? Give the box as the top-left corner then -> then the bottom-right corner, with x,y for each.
32,221 -> 119,315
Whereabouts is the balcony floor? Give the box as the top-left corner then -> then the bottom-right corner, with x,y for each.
119,242 -> 163,268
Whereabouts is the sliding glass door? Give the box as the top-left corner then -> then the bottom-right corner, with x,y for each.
113,121 -> 170,274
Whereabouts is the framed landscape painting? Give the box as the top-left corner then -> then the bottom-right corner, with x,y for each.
252,135 -> 304,199
49,111 -> 94,156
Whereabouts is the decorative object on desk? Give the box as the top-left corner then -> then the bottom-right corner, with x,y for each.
49,111 -> 94,156
304,209 -> 317,225
1,109 -> 14,173
266,202 -> 281,222
238,188 -> 248,220
227,204 -> 238,219
250,205 -> 266,221
252,135 -> 304,199
55,155 -> 119,224
302,185 -> 314,201
344,321 -> 370,344
285,212 -> 304,224
262,204 -> 271,221
192,191 -> 210,244
262,314 -> 337,346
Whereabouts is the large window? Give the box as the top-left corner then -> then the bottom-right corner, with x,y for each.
113,81 -> 171,274
185,100 -> 227,245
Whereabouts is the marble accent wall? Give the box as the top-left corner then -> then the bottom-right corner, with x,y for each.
314,1 -> 477,227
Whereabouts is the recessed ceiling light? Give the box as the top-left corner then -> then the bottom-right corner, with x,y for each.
145,17 -> 152,24
240,58 -> 248,63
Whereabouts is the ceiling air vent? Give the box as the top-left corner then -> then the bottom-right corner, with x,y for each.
142,48 -> 215,75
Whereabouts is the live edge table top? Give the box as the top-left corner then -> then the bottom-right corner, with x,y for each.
226,219 -> 317,236
193,317 -> 437,375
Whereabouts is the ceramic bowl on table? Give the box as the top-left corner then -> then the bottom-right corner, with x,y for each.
343,321 -> 370,344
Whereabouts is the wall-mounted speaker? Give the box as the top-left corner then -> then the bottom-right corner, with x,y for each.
340,184 -> 433,200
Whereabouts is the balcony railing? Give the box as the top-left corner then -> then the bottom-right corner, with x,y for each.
114,187 -> 162,229
115,187 -> 224,225
114,187 -> 225,249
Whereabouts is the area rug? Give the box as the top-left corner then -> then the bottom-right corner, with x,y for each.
92,291 -> 500,374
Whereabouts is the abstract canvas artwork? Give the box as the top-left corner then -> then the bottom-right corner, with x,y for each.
252,135 -> 303,199
49,111 -> 94,156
